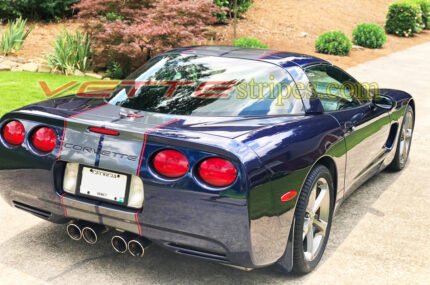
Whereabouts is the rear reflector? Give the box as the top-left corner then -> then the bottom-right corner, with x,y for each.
153,149 -> 189,178
2,120 -> 25,145
198,157 -> 237,188
32,127 -> 57,153
88,127 -> 120,136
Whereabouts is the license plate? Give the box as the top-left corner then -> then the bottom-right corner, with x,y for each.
79,167 -> 128,203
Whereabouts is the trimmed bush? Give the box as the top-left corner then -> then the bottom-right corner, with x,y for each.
315,31 -> 352,56
353,23 -> 387,49
47,30 -> 92,75
233,37 -> 268,48
414,0 -> 430,29
385,1 -> 423,37
0,17 -> 31,56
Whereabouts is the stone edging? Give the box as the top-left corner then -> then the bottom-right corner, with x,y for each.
0,56 -> 103,79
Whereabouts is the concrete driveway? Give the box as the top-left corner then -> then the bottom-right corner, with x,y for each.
1,43 -> 429,285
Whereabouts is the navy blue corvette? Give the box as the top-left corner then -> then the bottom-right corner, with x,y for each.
0,46 -> 415,274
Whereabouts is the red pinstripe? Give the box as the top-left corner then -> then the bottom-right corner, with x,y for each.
135,211 -> 143,236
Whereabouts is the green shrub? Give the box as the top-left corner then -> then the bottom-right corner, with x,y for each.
0,0 -> 79,21
233,37 -> 268,48
413,0 -> 430,29
385,1 -> 423,36
106,61 -> 125,79
47,30 -> 92,75
0,17 -> 31,56
315,31 -> 352,56
0,2 -> 21,20
353,23 -> 387,49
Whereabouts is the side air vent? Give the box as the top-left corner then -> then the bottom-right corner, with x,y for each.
166,242 -> 229,262
385,123 -> 399,150
13,201 -> 51,219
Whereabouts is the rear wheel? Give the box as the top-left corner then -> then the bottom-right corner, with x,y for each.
291,165 -> 334,274
388,105 -> 414,171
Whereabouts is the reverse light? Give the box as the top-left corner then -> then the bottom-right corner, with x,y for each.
2,120 -> 25,146
63,163 -> 79,194
198,157 -> 237,188
32,127 -> 57,153
128,176 -> 144,209
152,149 -> 189,178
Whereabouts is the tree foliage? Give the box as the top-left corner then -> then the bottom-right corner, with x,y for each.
74,0 -> 220,74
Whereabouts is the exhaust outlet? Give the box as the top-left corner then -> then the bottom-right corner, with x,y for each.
82,224 -> 106,245
128,237 -> 151,257
111,232 -> 134,254
66,221 -> 90,241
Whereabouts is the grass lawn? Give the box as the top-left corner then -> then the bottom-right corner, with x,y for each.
0,72 -> 95,117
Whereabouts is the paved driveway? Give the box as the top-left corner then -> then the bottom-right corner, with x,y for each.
1,43 -> 429,285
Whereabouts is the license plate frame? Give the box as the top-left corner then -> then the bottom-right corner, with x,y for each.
76,165 -> 131,206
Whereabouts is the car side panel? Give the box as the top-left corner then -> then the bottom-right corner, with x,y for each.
236,114 -> 345,266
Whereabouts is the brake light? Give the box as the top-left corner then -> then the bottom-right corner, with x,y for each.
32,127 -> 57,153
88,127 -> 120,136
2,120 -> 25,145
198,157 -> 237,187
153,149 -> 189,178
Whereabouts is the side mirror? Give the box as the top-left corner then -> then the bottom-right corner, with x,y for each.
372,95 -> 394,110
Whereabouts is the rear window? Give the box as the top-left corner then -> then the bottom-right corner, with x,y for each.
109,54 -> 304,116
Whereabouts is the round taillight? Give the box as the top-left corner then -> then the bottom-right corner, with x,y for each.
153,149 -> 189,178
2,120 -> 25,145
198,157 -> 237,188
32,127 -> 57,153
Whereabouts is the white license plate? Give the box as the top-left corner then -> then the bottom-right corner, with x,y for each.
79,167 -> 128,203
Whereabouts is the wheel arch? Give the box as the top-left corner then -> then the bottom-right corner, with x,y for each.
314,156 -> 338,205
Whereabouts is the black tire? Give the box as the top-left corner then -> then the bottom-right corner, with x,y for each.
388,105 -> 414,171
291,165 -> 334,274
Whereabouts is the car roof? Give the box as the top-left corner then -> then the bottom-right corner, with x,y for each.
165,45 -> 329,68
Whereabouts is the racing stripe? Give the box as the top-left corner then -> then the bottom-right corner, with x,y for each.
57,103 -> 108,161
136,119 -> 180,176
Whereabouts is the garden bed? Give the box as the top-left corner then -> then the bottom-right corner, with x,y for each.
214,0 -> 430,68
1,0 -> 430,71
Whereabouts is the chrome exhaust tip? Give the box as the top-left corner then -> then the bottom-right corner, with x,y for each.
111,233 -> 132,254
66,223 -> 83,241
128,237 -> 151,257
82,224 -> 106,245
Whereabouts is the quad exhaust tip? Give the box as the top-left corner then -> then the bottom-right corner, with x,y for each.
111,232 -> 133,254
82,227 -> 98,244
128,237 -> 151,257
66,223 -> 83,241
111,233 -> 152,257
66,221 -> 106,244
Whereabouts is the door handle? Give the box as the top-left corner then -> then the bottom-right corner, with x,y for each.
344,121 -> 356,133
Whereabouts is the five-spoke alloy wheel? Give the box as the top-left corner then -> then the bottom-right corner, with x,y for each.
291,165 -> 334,274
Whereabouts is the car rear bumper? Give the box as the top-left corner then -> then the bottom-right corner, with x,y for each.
0,168 -> 267,268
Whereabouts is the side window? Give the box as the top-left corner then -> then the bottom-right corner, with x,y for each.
305,65 -> 364,112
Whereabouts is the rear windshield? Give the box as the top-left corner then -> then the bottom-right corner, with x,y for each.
109,54 -> 304,116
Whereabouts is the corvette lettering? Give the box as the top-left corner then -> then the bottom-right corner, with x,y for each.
63,143 -> 138,161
